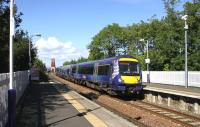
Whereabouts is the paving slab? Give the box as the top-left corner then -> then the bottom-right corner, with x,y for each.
16,81 -> 93,127
52,81 -> 137,127
17,80 -> 137,127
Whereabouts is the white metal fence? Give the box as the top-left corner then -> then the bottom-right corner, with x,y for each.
142,71 -> 200,87
0,71 -> 29,127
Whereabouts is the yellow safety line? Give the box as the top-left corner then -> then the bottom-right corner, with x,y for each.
62,93 -> 108,127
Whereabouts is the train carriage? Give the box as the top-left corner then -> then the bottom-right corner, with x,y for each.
56,55 -> 143,95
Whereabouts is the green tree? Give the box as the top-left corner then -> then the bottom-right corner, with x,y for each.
63,61 -> 71,65
87,0 -> 200,71
0,0 -> 37,73
184,1 -> 200,70
63,57 -> 88,65
77,57 -> 88,63
88,23 -> 126,60
33,58 -> 48,81
0,0 -> 11,73
13,30 -> 29,71
33,58 -> 46,71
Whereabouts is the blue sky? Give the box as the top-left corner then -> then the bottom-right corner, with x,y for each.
16,0 -> 187,67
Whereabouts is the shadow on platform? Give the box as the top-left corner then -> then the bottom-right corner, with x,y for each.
16,81 -> 94,127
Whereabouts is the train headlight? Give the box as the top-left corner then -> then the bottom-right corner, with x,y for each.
118,78 -> 124,83
118,78 -> 122,82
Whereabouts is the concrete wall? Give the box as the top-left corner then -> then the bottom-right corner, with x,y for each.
142,71 -> 200,87
0,71 -> 29,127
144,91 -> 200,115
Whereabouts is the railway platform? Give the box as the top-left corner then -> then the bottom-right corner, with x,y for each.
143,82 -> 200,99
142,82 -> 200,115
16,80 -> 136,127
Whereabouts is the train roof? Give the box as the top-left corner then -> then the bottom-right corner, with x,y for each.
78,55 -> 137,66
59,55 -> 137,68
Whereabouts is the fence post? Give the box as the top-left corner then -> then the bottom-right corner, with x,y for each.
147,74 -> 150,83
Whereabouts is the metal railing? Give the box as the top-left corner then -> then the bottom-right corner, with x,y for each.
0,71 -> 29,127
142,71 -> 200,87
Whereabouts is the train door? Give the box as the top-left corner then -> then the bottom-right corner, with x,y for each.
93,63 -> 98,82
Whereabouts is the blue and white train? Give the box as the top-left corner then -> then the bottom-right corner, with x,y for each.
56,55 -> 143,95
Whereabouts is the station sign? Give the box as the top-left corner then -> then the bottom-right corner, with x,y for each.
145,58 -> 150,64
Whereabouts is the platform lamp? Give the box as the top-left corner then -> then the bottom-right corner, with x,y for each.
140,39 -> 150,83
181,14 -> 188,88
8,0 -> 16,126
29,34 -> 41,84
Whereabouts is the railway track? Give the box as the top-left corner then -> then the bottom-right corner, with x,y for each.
128,101 -> 200,127
98,94 -> 200,127
50,74 -> 200,127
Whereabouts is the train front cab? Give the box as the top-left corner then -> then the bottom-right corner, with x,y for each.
112,57 -> 143,95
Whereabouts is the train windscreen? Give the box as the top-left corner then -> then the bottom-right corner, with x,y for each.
119,61 -> 140,76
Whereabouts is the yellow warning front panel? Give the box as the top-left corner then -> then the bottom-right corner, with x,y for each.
121,76 -> 140,84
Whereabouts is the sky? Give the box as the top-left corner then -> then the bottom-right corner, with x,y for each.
16,0 -> 188,67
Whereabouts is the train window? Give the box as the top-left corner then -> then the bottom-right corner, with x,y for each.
119,61 -> 140,76
72,66 -> 76,73
78,66 -> 84,74
86,66 -> 94,74
78,66 -> 94,75
98,65 -> 110,75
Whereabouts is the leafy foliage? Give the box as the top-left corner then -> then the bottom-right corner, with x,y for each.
0,0 -> 42,73
63,57 -> 88,65
33,58 -> 46,71
88,23 -> 128,60
87,0 -> 200,71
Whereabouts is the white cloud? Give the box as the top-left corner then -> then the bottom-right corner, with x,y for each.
35,37 -> 89,67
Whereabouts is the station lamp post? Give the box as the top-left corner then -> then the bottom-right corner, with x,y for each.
8,0 -> 15,126
140,39 -> 150,83
181,15 -> 188,88
29,34 -> 41,84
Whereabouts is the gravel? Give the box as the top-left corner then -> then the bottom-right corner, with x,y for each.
51,74 -> 184,127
